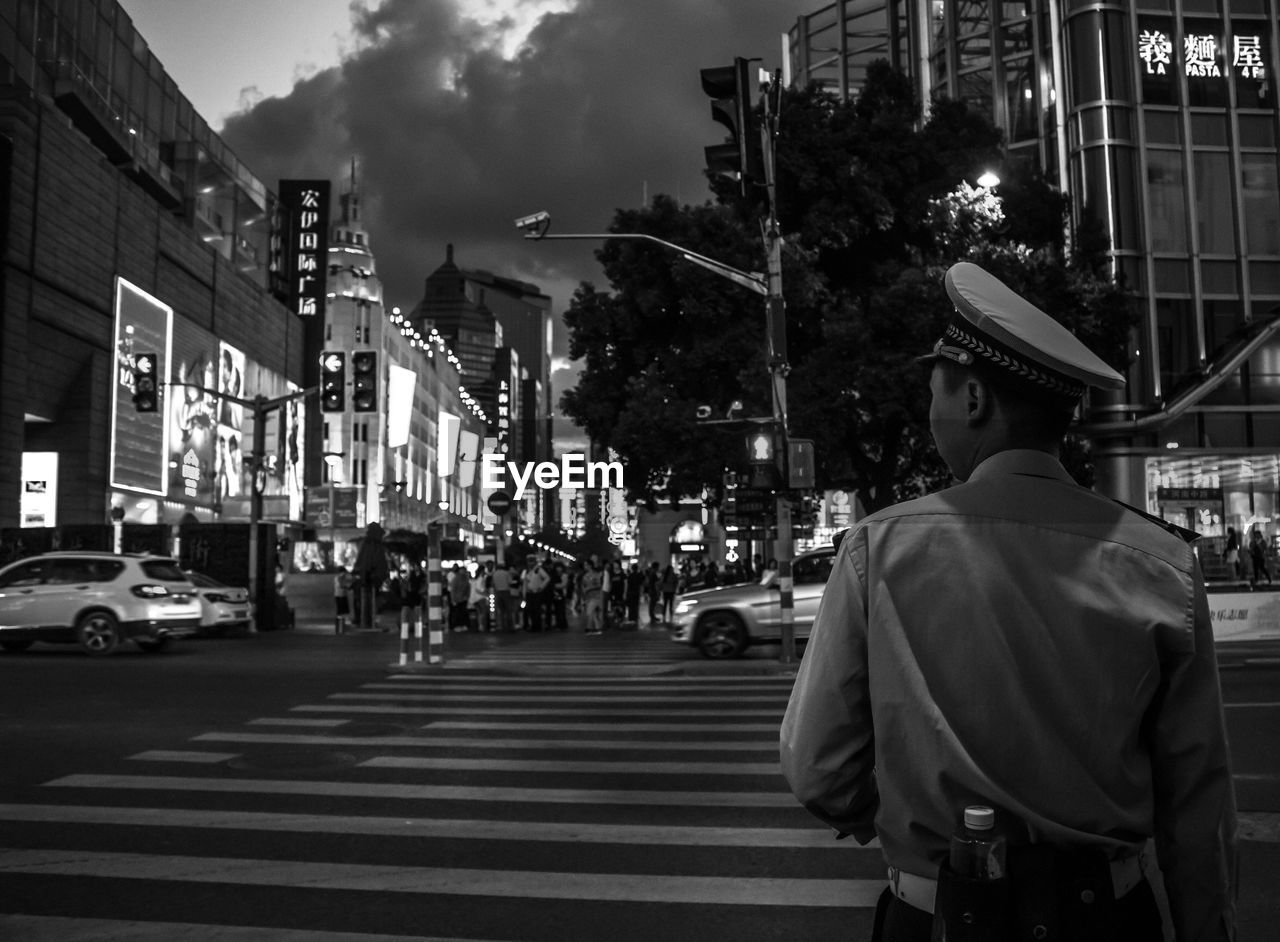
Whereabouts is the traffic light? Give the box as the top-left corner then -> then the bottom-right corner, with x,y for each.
351,350 -> 378,413
132,352 -> 159,413
788,439 -> 816,490
700,57 -> 764,194
746,427 -> 780,488
320,351 -> 346,412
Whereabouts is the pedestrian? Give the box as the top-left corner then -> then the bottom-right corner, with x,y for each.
1224,526 -> 1242,580
758,557 -> 778,588
333,569 -> 351,633
659,563 -> 678,623
448,564 -> 471,630
780,262 -> 1236,941
470,563 -> 492,632
644,561 -> 661,626
624,563 -> 643,626
1249,528 -> 1272,586
550,562 -> 570,630
398,564 -> 423,636
581,555 -> 605,635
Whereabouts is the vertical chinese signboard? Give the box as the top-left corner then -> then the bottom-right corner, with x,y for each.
110,278 -> 172,497
275,180 -> 331,319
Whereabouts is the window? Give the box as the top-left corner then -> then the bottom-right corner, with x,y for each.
1193,152 -> 1235,254
0,560 -> 48,588
1147,151 -> 1189,252
1242,155 -> 1280,255
793,553 -> 835,586
141,560 -> 190,583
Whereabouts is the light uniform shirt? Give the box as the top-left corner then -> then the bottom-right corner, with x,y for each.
780,450 -> 1236,941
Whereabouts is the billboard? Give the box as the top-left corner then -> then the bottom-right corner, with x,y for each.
110,278 -> 172,496
276,180 -> 331,319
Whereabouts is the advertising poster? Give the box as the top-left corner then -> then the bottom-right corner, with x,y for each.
168,327 -> 219,504
216,342 -> 247,502
110,278 -> 172,496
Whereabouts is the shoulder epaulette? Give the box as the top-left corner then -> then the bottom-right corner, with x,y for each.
1111,499 -> 1201,545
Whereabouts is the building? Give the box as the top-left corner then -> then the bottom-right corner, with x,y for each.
1,0 -> 307,535
313,169 -> 487,567
410,247 -> 557,534
787,0 -> 1280,547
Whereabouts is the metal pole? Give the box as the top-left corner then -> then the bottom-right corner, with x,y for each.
248,394 -> 267,631
761,71 -> 796,665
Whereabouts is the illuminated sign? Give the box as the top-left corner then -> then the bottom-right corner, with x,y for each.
110,278 -> 172,496
276,180 -> 331,318
1138,27 -> 1267,81
496,378 -> 511,454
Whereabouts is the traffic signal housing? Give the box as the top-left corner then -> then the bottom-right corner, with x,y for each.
700,57 -> 764,194
320,351 -> 346,412
745,427 -> 780,488
351,350 -> 378,413
132,352 -> 159,413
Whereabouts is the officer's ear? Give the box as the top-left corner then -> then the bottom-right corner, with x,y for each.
965,376 -> 994,426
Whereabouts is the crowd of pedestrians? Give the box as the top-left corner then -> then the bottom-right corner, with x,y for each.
331,551 -> 768,636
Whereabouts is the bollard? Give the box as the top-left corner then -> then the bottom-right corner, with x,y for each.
426,524 -> 444,665
398,610 -> 411,666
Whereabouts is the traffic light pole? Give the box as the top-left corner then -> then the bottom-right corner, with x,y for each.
759,72 -> 796,665
167,382 -> 315,629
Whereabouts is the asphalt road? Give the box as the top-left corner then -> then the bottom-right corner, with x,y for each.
0,625 -> 1276,940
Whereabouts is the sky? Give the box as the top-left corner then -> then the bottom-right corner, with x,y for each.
117,0 -> 812,429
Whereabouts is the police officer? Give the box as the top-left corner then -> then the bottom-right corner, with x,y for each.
780,263 -> 1236,941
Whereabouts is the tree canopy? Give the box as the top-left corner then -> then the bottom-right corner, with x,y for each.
559,62 -> 1137,513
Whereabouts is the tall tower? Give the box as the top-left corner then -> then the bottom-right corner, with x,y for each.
323,159 -> 387,519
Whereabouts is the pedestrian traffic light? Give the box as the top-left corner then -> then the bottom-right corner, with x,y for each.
746,427 -> 780,488
788,438 -> 816,490
700,57 -> 764,194
320,351 -> 346,412
351,350 -> 378,413
132,352 -> 159,413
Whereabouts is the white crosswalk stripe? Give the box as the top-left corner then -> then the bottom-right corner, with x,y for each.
0,649 -> 879,941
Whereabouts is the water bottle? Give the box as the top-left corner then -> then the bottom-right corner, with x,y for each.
949,805 -> 1006,880
931,806 -> 1008,942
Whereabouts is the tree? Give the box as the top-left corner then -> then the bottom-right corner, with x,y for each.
560,63 -> 1137,513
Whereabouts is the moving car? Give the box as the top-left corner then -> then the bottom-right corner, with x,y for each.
670,545 -> 837,659
186,571 -> 252,636
0,552 -> 201,656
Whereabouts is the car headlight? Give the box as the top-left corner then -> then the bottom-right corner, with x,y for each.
673,598 -> 698,617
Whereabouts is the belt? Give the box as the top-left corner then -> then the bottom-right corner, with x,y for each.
887,856 -> 1144,916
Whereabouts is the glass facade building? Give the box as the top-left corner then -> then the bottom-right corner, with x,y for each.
788,1 -> 1280,557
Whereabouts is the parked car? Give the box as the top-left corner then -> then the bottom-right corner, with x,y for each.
0,552 -> 201,656
670,545 -> 837,659
186,571 -> 252,636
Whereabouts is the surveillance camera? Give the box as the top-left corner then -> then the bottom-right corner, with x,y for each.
514,210 -> 551,231
695,405 -> 712,420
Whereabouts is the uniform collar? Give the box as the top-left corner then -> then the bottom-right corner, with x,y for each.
968,449 -> 1074,484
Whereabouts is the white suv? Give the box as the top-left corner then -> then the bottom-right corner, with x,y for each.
0,552 -> 202,656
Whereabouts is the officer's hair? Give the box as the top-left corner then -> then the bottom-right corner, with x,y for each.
936,360 -> 1076,444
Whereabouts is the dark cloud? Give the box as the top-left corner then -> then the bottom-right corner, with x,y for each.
221,0 -> 807,365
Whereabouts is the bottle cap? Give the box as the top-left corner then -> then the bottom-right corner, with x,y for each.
963,805 -> 996,830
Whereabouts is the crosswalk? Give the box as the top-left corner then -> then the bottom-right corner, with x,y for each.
441,626 -> 694,674
0,657 -> 886,940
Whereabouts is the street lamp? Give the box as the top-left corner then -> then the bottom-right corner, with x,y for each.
976,170 -> 1001,189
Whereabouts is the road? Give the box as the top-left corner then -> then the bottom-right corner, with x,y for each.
0,623 -> 1276,940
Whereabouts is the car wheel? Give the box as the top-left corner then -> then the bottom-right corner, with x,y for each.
135,637 -> 169,653
697,612 -> 748,659
76,612 -> 121,656
0,640 -> 33,653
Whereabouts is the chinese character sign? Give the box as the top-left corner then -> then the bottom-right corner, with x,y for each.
277,180 -> 331,319
1139,29 -> 1173,75
1138,25 -> 1268,84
